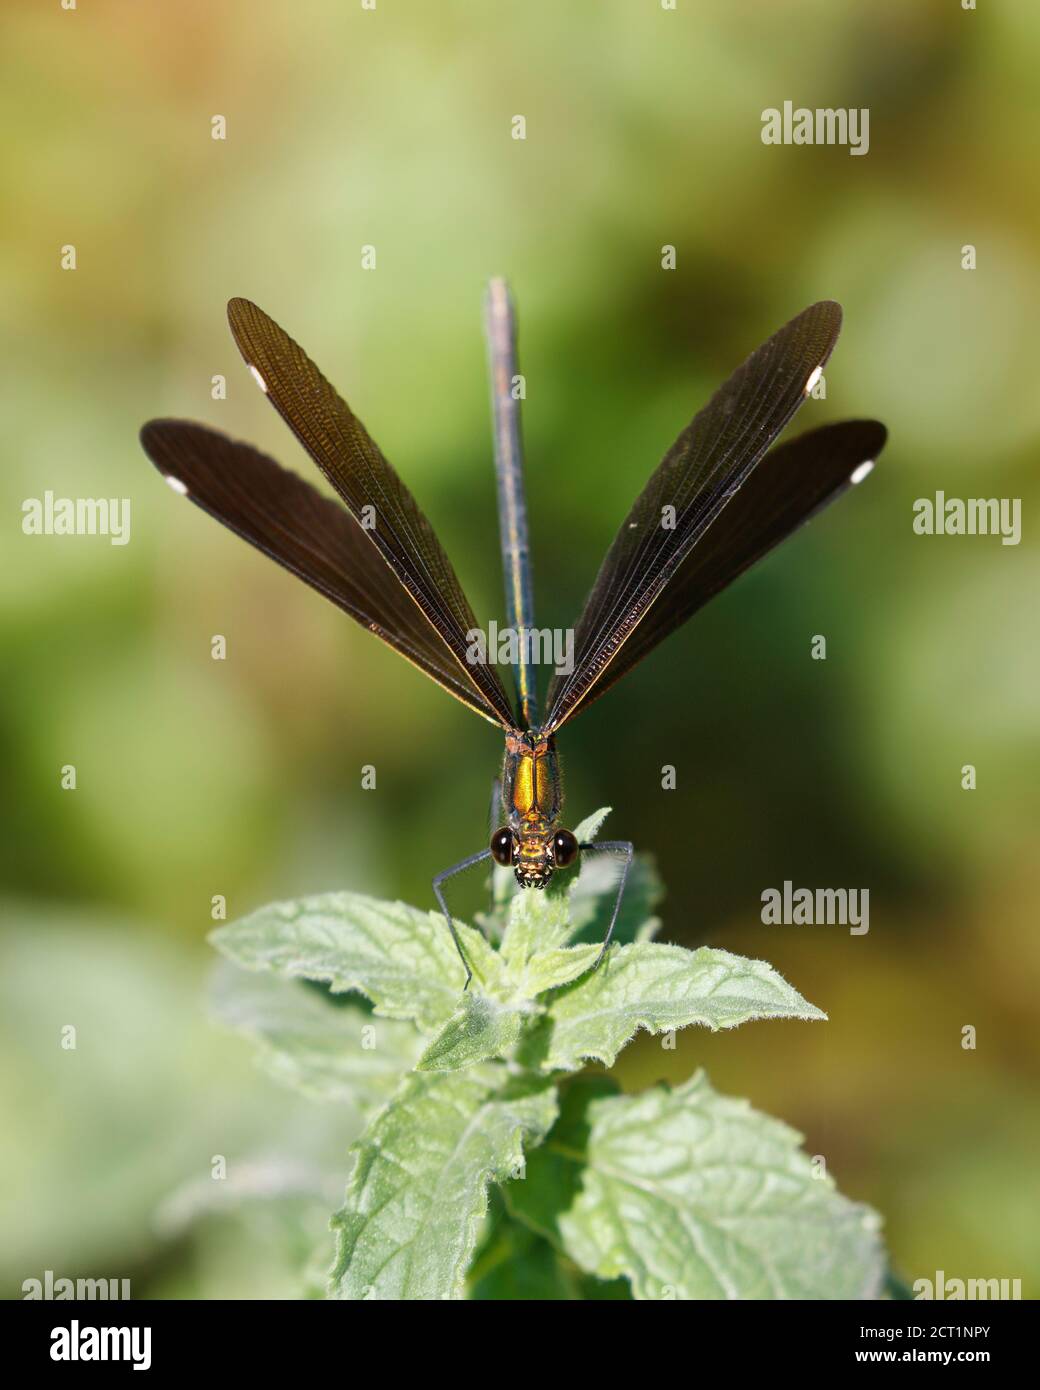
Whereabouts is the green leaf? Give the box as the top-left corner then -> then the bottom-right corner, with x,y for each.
414,946 -> 602,1073
418,911 -> 821,1073
519,943 -> 602,995
210,892 -> 502,1034
506,1075 -> 620,1248
571,806 -> 613,844
559,1071 -> 885,1300
415,939 -> 608,1074
467,1192 -> 575,1300
469,1220 -> 574,1300
329,1070 -> 558,1300
467,1198 -> 632,1300
416,993 -> 528,1072
540,941 -> 826,1071
210,962 -> 423,1103
500,888 -> 573,967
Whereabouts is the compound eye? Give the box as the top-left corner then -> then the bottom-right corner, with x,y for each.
490,827 -> 514,866
552,829 -> 579,868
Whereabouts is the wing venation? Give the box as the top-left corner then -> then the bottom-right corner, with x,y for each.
226,297 -> 516,729
565,418 -> 887,721
140,420 -> 509,726
543,301 -> 846,732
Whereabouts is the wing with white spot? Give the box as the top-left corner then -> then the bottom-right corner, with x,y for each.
224,297 -> 516,729
542,301 -> 844,732
140,420 -> 512,727
559,418 -> 886,722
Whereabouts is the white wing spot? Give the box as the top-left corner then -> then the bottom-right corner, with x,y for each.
850,460 -> 875,485
248,364 -> 268,394
803,365 -> 823,396
165,475 -> 189,496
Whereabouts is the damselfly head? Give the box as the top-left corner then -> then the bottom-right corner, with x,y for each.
492,824 -> 580,889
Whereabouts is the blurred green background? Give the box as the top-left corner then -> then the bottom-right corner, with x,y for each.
2,0 -> 1038,1298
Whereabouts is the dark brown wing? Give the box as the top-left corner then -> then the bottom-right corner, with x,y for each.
542,301 -> 844,733
225,297 -> 516,729
140,421 -> 510,727
561,419 -> 887,722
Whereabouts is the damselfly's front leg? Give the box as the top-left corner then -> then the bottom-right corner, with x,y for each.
432,848 -> 493,989
578,839 -> 635,967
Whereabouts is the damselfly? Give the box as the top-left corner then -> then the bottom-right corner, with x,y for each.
141,283 -> 886,984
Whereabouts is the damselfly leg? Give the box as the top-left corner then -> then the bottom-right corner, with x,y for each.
432,848 -> 493,989
578,839 -> 635,966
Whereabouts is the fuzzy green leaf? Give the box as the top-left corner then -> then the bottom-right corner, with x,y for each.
541,942 -> 826,1071
210,962 -> 422,1103
506,1075 -> 620,1247
559,1071 -> 884,1300
329,1070 -> 558,1300
416,993 -> 528,1072
571,806 -> 613,845
469,1217 -> 576,1300
519,943 -> 602,996
415,942 -> 605,1072
500,888 -> 573,967
468,1196 -> 631,1300
210,892 -> 501,1033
